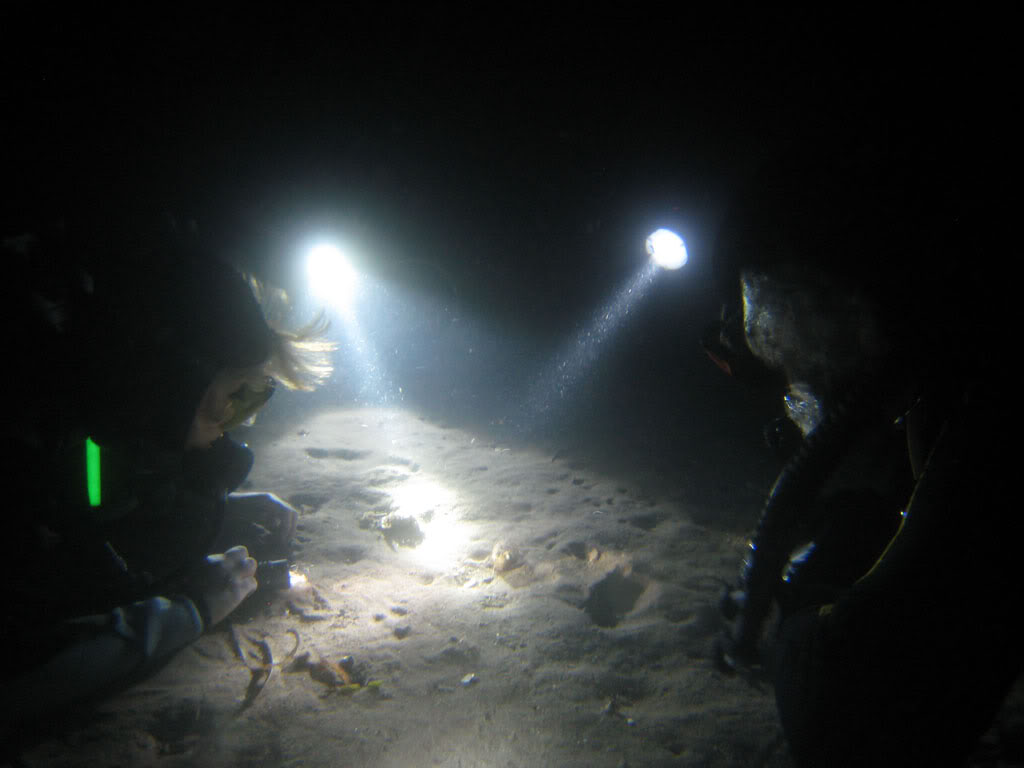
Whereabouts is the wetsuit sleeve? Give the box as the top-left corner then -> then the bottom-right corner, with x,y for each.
828,404 -> 1012,628
774,399 -> 1022,767
0,594 -> 204,732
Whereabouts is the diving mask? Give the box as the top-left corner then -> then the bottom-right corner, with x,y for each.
222,378 -> 276,430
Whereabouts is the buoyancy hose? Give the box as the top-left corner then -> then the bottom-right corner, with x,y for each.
720,384 -> 884,669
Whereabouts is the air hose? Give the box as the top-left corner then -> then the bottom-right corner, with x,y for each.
721,385 -> 881,670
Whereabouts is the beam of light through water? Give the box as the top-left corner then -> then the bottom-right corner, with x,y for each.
336,312 -> 401,406
302,242 -> 402,407
522,261 -> 660,429
329,278 -> 405,407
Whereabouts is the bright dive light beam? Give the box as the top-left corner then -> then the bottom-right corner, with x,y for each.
523,261 -> 659,428
646,228 -> 687,270
307,243 -> 357,308
388,476 -> 465,569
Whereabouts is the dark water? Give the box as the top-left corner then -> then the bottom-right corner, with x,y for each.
7,16 -> 1014,767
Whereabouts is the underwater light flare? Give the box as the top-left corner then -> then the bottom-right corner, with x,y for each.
307,243 -> 358,309
520,225 -> 688,430
388,476 -> 467,569
646,228 -> 687,270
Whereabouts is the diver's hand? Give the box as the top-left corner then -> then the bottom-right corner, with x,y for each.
713,585 -> 763,675
202,546 -> 258,626
226,492 -> 299,547
715,625 -> 761,674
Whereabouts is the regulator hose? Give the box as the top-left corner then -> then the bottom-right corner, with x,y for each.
721,385 -> 881,670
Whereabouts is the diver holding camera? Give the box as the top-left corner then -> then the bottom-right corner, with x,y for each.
1,228 -> 331,751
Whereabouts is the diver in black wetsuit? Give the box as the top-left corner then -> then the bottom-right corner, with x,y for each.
709,124 -> 1020,766
0,228 -> 332,753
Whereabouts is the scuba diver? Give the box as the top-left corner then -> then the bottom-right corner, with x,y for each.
708,120 -> 1020,766
0,225 -> 334,753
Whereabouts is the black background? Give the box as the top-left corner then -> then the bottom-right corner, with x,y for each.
3,10 -> 1012,506
8,12 -> 1005,314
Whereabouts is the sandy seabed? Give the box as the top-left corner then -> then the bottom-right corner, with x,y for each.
16,407 -> 795,767
23,403 -> 1024,768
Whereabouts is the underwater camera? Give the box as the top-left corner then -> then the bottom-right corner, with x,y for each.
256,559 -> 292,591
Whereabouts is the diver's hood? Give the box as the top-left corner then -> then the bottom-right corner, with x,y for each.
713,120 -> 964,419
73,248 -> 273,452
740,267 -> 889,422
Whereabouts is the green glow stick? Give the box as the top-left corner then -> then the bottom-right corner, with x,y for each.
86,437 -> 101,506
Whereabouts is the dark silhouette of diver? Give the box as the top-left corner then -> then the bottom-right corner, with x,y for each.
0,226 -> 333,755
708,122 -> 1020,766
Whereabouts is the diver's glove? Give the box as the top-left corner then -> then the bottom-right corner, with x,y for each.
714,562 -> 777,675
714,586 -> 757,673
176,545 -> 258,629
209,492 -> 298,562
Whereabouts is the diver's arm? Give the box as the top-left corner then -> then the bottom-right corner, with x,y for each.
225,491 -> 299,547
1,547 -> 256,738
826,393 -> 1013,632
719,399 -> 862,669
0,594 -> 203,735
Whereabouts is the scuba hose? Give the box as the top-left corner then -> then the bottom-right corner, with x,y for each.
720,383 -> 884,670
